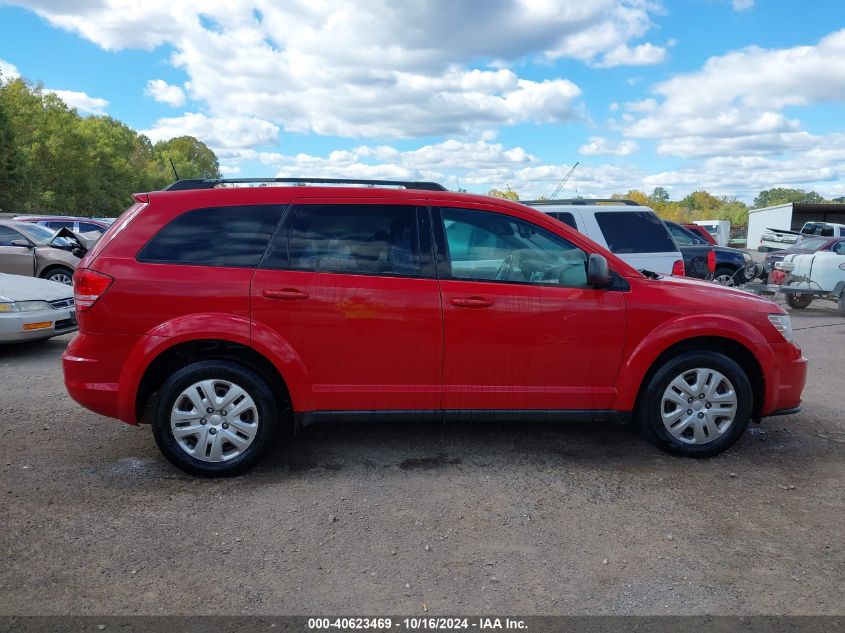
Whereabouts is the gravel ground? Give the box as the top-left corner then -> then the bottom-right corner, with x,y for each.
0,302 -> 843,616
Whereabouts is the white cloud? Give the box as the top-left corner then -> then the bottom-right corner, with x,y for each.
9,0 -> 667,142
141,112 -> 279,149
0,58 -> 20,81
579,136 -> 638,156
622,29 -> 845,158
732,0 -> 754,11
43,89 -> 109,115
594,42 -> 667,68
144,79 -> 186,107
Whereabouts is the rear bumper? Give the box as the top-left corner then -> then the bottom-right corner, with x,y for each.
62,332 -> 138,422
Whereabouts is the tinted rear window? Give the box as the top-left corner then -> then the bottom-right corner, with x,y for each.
278,204 -> 422,277
547,211 -> 578,230
138,205 -> 284,267
594,211 -> 677,253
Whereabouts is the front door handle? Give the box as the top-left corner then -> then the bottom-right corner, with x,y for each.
262,288 -> 310,301
450,296 -> 493,308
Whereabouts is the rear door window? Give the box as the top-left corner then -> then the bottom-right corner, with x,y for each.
277,204 -> 423,277
594,211 -> 677,254
137,205 -> 284,267
547,211 -> 578,231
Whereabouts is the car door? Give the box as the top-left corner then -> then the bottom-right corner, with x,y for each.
433,203 -> 626,413
0,225 -> 36,276
251,198 -> 442,413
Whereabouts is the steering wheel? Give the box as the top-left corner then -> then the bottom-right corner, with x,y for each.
495,254 -> 515,281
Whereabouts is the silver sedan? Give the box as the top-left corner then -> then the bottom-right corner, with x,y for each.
0,273 -> 77,343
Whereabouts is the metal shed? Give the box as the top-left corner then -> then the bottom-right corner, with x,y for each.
746,202 -> 845,249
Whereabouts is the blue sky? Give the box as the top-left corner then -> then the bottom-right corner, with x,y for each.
2,0 -> 845,201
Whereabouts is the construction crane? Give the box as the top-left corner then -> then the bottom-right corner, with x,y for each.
549,161 -> 579,199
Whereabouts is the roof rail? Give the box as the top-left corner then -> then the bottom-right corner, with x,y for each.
523,198 -> 642,206
163,177 -> 448,192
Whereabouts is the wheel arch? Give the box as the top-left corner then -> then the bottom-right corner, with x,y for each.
134,338 -> 293,427
631,336 -> 765,422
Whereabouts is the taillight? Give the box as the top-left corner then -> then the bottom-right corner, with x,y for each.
73,269 -> 114,312
672,259 -> 686,276
707,250 -> 716,273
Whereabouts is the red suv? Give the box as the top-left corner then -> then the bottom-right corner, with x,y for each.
63,178 -> 807,476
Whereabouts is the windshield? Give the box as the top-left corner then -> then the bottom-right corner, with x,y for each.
15,222 -> 72,247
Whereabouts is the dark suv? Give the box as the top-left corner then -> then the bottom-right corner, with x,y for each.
63,178 -> 806,476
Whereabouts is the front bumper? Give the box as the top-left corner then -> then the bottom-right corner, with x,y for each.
0,307 -> 77,343
763,342 -> 807,417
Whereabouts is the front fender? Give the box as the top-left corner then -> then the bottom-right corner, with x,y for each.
613,313 -> 776,412
116,313 -> 310,423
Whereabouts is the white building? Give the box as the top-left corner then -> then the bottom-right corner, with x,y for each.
747,203 -> 845,250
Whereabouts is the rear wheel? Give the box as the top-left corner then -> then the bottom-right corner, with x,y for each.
41,266 -> 74,286
713,266 -> 738,286
786,294 -> 813,309
839,292 -> 845,316
151,360 -> 279,476
637,351 -> 752,457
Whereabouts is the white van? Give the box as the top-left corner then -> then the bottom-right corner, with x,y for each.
524,199 -> 684,276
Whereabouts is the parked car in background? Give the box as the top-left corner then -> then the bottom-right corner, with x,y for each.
762,236 -> 845,280
14,215 -> 114,236
0,273 -> 76,343
664,221 -> 715,280
0,220 -> 86,285
759,221 -> 845,252
525,199 -> 685,276
664,221 -> 756,286
63,177 -> 805,476
682,223 -> 717,245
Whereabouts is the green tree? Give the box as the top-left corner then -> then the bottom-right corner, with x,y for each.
152,136 -> 221,184
487,188 -> 519,201
650,186 -> 670,203
0,76 -> 221,215
0,94 -> 23,212
752,188 -> 826,209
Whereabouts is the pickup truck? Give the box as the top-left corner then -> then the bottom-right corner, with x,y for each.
760,221 -> 845,252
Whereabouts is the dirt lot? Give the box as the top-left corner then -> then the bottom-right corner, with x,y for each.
1,302 -> 843,616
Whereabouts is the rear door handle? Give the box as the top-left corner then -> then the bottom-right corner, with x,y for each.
450,296 -> 493,308
262,288 -> 310,301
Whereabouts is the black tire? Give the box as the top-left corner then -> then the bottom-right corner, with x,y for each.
839,292 -> 845,316
152,360 -> 279,477
637,351 -> 752,458
713,266 -> 738,287
786,294 -> 813,309
40,265 -> 74,286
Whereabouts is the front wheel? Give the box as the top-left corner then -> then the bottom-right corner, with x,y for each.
786,293 -> 813,309
41,266 -> 74,286
637,351 -> 752,457
151,360 -> 279,476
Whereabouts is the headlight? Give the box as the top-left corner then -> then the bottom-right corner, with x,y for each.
768,313 -> 794,342
0,301 -> 51,313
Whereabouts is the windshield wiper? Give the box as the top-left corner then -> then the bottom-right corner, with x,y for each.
639,269 -> 661,279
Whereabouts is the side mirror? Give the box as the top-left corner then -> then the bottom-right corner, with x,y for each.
587,253 -> 612,288
10,239 -> 32,249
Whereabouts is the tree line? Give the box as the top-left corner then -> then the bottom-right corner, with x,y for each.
488,186 -> 841,226
0,75 -> 221,216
